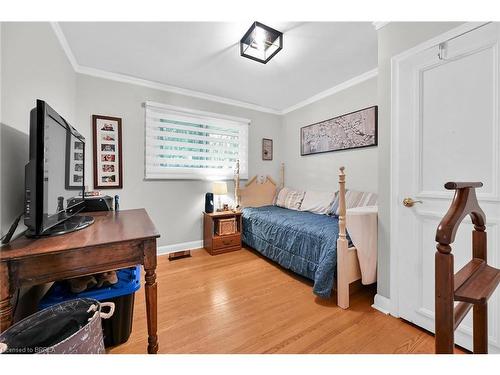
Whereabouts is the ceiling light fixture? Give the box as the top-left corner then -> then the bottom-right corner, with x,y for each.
240,22 -> 283,64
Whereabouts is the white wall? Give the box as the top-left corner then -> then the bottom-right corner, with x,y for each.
0,22 -> 378,249
376,22 -> 464,299
0,22 -> 78,320
0,21 -> 378,250
0,21 -> 282,319
76,74 -> 283,248
0,22 -> 283,249
1,22 -> 77,237
281,76 -> 378,193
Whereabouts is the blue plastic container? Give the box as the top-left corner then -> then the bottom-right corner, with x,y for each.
39,266 -> 141,347
40,266 -> 140,308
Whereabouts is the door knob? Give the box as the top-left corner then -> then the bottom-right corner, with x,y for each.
403,197 -> 423,207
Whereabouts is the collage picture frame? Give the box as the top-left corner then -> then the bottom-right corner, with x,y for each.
92,115 -> 123,189
65,133 -> 85,190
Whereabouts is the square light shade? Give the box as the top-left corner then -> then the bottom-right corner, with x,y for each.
240,22 -> 283,64
212,181 -> 228,195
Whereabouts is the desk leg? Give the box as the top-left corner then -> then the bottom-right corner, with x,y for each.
0,262 -> 13,332
143,239 -> 158,354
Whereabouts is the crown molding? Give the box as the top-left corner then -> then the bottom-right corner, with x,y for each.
50,22 -> 281,115
50,22 -> 79,71
281,68 -> 378,114
51,22 -> 378,116
372,22 -> 390,31
76,65 -> 282,114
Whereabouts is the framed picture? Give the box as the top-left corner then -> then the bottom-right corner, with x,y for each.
300,106 -> 378,156
262,138 -> 273,160
92,115 -> 123,189
65,134 -> 85,190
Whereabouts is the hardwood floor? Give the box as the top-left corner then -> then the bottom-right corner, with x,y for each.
108,247 -> 466,354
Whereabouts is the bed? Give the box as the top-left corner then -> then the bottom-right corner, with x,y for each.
234,162 -> 368,309
242,205 -> 347,298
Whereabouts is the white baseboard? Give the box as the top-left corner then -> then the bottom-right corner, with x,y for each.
157,240 -> 203,256
372,294 -> 393,315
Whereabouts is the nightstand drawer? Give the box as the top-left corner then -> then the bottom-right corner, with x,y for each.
213,234 -> 241,250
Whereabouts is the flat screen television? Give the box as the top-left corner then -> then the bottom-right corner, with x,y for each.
24,100 -> 94,237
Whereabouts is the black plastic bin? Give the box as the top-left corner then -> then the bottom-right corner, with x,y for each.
101,293 -> 135,347
39,266 -> 140,347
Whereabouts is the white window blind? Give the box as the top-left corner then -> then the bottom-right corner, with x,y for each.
145,102 -> 249,180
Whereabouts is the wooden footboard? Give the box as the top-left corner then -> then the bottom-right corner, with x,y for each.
336,166 -> 362,309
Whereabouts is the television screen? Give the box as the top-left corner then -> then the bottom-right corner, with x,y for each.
25,100 -> 87,236
42,112 -> 85,231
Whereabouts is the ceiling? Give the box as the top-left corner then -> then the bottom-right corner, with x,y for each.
59,22 -> 378,112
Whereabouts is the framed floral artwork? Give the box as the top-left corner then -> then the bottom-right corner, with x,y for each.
300,106 -> 377,156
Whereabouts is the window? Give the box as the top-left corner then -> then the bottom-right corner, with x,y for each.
145,101 -> 249,180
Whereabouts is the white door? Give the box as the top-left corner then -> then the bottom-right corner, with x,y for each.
393,22 -> 500,353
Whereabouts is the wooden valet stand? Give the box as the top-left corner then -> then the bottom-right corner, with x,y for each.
435,182 -> 500,354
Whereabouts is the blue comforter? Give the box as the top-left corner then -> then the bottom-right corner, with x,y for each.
242,205 -> 343,298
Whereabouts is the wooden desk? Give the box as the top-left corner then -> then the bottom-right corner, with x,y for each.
0,208 -> 160,354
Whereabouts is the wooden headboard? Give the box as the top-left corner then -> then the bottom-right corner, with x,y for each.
234,161 -> 284,208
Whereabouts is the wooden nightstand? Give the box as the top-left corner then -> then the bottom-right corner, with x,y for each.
203,211 -> 242,255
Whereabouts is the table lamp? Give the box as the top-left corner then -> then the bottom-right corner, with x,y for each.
212,181 -> 228,211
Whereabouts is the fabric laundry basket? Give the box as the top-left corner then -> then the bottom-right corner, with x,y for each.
0,298 -> 114,354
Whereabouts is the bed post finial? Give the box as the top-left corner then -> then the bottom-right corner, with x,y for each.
337,166 -> 350,309
280,163 -> 285,189
338,166 -> 346,239
234,160 -> 240,209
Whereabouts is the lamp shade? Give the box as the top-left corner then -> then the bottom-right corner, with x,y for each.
212,181 -> 228,195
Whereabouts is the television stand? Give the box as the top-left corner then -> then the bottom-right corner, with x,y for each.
26,215 -> 95,238
1,209 -> 159,353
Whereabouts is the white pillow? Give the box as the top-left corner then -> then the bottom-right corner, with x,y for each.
275,187 -> 290,207
330,190 -> 378,216
299,190 -> 337,214
275,187 -> 305,210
